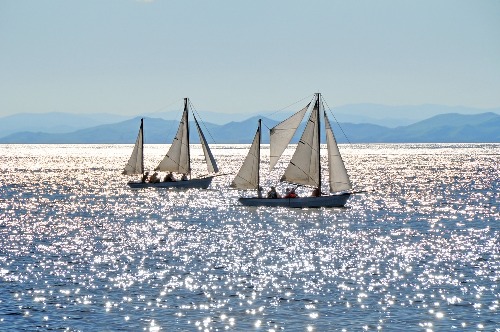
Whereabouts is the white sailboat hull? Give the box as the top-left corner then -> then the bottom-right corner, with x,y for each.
128,176 -> 214,189
238,193 -> 350,208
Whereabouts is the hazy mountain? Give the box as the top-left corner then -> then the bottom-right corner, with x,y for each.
0,117 -> 185,144
145,110 -> 239,125
0,112 -> 131,137
0,116 -> 272,144
1,112 -> 498,143
2,104 -> 498,136
329,104 -> 500,128
375,112 -> 500,143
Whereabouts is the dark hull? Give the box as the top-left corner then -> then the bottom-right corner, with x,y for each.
238,193 -> 350,208
128,176 -> 214,189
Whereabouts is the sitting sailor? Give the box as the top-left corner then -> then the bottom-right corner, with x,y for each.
163,171 -> 176,182
267,186 -> 279,199
149,172 -> 160,183
284,187 -> 297,198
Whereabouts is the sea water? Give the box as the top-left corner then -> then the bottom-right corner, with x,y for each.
0,143 -> 498,331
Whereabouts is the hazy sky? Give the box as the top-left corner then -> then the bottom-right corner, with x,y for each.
1,0 -> 499,117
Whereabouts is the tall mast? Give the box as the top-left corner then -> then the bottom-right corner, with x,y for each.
316,93 -> 321,191
257,118 -> 261,190
140,118 -> 144,175
184,98 -> 191,178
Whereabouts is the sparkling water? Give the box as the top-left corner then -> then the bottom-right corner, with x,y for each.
0,144 -> 498,331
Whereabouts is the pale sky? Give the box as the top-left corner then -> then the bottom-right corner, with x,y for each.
1,0 -> 499,117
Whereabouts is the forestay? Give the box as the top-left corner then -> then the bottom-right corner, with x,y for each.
156,108 -> 190,174
325,112 -> 352,192
123,119 -> 143,175
269,103 -> 309,170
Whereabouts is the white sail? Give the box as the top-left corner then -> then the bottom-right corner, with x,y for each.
231,123 -> 260,190
269,103 -> 309,170
194,115 -> 219,174
123,119 -> 143,175
155,107 -> 190,174
325,112 -> 352,192
281,98 -> 320,187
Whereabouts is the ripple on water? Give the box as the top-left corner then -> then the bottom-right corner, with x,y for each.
0,143 -> 498,331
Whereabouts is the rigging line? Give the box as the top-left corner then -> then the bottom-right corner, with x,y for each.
283,161 -> 317,187
156,145 -> 189,172
159,101 -> 184,145
322,97 -> 352,145
298,137 -> 319,154
188,99 -> 218,144
263,102 -> 313,132
283,137 -> 320,184
262,122 -> 272,131
266,94 -> 314,117
233,174 -> 255,187
149,98 -> 184,115
156,132 -> 190,171
262,94 -> 315,130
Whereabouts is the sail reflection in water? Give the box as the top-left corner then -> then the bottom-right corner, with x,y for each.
0,143 -> 499,331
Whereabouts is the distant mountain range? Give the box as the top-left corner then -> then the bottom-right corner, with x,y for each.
0,110 -> 499,143
146,103 -> 500,128
2,103 -> 500,136
0,112 -> 131,137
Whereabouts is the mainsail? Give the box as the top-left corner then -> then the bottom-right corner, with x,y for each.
194,115 -> 219,174
123,118 -> 144,175
231,120 -> 261,190
269,103 -> 309,170
324,111 -> 352,192
280,96 -> 320,187
155,104 -> 190,174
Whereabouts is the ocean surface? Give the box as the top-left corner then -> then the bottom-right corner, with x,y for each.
0,143 -> 498,331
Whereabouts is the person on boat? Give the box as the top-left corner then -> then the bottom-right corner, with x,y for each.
311,187 -> 321,197
149,172 -> 160,183
267,186 -> 279,199
257,186 -> 264,198
141,172 -> 149,183
164,171 -> 176,182
181,173 -> 188,181
285,187 -> 297,198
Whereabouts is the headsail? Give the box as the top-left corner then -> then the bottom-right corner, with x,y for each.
194,115 -> 219,174
231,120 -> 261,190
280,96 -> 320,187
269,103 -> 309,170
155,102 -> 190,174
325,112 -> 352,192
123,118 -> 144,175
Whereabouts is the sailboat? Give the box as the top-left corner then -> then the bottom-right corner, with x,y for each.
231,93 -> 351,208
123,98 -> 219,189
